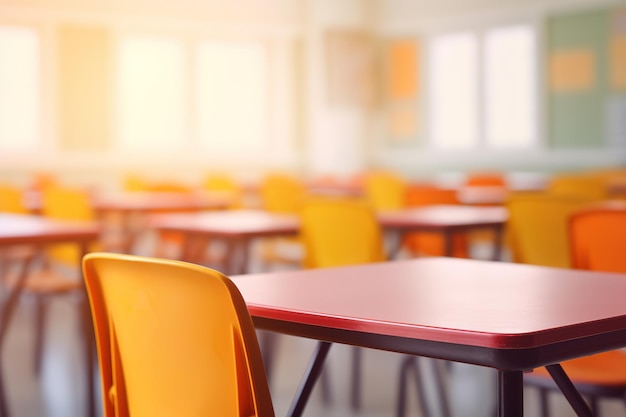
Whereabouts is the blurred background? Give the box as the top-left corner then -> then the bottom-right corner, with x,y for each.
0,0 -> 624,189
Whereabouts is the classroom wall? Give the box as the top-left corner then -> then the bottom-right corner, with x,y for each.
0,0 -> 624,189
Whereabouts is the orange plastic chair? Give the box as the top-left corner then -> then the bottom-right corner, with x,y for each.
569,202 -> 626,272
402,184 -> 468,258
300,198 -> 385,410
82,253 -> 274,417
524,202 -> 626,417
363,170 -> 407,211
465,172 -> 506,187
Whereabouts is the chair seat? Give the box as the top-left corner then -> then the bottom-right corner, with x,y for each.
529,350 -> 626,387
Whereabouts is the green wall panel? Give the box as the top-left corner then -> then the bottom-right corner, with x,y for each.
547,9 -> 610,148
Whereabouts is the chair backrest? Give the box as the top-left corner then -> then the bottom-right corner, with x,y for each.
82,253 -> 274,417
403,185 -> 468,257
506,193 -> 593,268
404,184 -> 459,206
41,186 -> 96,265
465,172 -> 506,187
300,198 -> 385,268
569,203 -> 626,273
204,174 -> 242,208
363,171 -> 407,211
0,185 -> 27,214
260,174 -> 306,213
548,173 -> 608,200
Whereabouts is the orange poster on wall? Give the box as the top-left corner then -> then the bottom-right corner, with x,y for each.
549,49 -> 595,92
387,39 -> 419,100
610,35 -> 626,90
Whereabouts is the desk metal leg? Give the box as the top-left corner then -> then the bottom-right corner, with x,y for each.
546,364 -> 594,417
443,230 -> 454,257
287,341 -> 333,417
498,370 -> 523,417
0,254 -> 34,417
491,225 -> 504,261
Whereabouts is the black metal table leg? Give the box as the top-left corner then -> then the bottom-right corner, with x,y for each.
498,370 -> 523,417
546,364 -> 594,417
287,341 -> 333,417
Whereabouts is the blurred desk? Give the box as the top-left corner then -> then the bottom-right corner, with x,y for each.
378,205 -> 507,260
150,210 -> 299,274
233,257 -> 626,417
92,191 -> 233,253
0,213 -> 99,417
150,205 -> 507,273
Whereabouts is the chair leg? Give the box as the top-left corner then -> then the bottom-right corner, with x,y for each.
350,347 -> 362,411
538,387 -> 550,417
589,397 -> 599,417
33,295 -> 48,376
396,356 -> 430,417
0,365 -> 8,417
319,366 -> 333,405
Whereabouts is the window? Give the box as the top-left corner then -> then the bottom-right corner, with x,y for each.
195,41 -> 268,152
0,26 -> 40,151
429,32 -> 479,150
117,36 -> 187,150
484,25 -> 536,148
428,24 -> 537,150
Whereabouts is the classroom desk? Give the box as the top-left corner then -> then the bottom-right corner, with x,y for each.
377,205 -> 507,260
0,213 -> 100,417
149,205 -> 507,274
93,191 -> 233,253
232,257 -> 626,417
150,210 -> 299,274
24,190 -> 233,253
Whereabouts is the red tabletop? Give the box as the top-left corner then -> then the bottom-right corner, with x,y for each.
377,205 -> 507,230
0,213 -> 100,246
232,257 -> 626,351
93,191 -> 232,212
150,209 -> 299,238
151,206 -> 506,235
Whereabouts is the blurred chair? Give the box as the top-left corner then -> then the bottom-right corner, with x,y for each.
465,172 -> 506,187
524,203 -> 626,417
402,184 -> 468,258
363,170 -> 407,211
0,185 -> 28,214
548,173 -> 608,201
506,193 -> 593,268
204,173 -> 242,209
568,202 -> 626,272
28,186 -> 126,373
82,253 -> 275,417
258,174 -> 307,268
300,198 -> 385,411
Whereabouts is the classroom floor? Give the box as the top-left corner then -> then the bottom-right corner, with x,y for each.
3,236 -> 626,417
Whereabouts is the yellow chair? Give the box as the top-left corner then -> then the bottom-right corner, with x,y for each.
82,252 -> 274,417
31,186 -> 126,373
0,184 -> 28,214
300,198 -> 384,410
524,203 -> 626,417
363,170 -> 407,211
548,173 -> 608,201
204,173 -> 243,209
258,174 -> 307,267
506,193 -> 594,268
